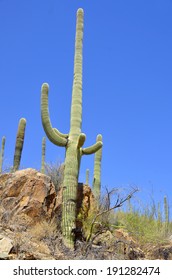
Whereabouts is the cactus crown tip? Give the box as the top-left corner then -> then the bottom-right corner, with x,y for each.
20,118 -> 26,123
42,83 -> 49,89
77,8 -> 84,14
97,134 -> 102,140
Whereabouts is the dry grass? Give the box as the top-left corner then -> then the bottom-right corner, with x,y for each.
44,162 -> 64,192
113,198 -> 172,246
28,218 -> 58,241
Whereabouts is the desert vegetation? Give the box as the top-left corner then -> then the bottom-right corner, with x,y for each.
0,8 -> 172,260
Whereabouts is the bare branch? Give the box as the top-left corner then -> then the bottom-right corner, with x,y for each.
86,187 -> 138,243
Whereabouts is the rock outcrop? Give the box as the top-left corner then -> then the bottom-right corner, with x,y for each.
0,168 -> 57,231
0,168 -> 95,259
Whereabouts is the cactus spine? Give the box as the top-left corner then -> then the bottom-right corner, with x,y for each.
41,137 -> 46,174
92,134 -> 103,202
0,136 -> 5,173
41,8 -> 102,249
13,118 -> 26,172
85,169 -> 89,185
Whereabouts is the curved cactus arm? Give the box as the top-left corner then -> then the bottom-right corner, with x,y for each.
77,133 -> 86,148
41,83 -> 67,147
54,128 -> 68,139
82,140 -> 103,155
92,134 -> 103,202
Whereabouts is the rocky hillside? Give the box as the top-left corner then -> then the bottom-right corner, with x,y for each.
0,168 -> 172,260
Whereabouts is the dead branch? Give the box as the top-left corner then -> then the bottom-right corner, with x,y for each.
86,187 -> 138,243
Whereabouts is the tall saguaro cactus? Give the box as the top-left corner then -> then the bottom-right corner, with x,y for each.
92,134 -> 103,202
0,136 -> 6,173
41,8 -> 102,248
13,118 -> 26,172
41,137 -> 46,174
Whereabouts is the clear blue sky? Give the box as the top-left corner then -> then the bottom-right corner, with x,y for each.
0,0 -> 172,211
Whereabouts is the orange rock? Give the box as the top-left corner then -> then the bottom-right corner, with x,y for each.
0,169 -> 94,232
0,169 -> 57,229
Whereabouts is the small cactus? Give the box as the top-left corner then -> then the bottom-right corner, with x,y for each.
0,136 -> 6,173
127,197 -> 133,213
157,202 -> 162,229
92,134 -> 103,202
164,196 -> 169,234
41,137 -> 46,173
85,168 -> 89,185
13,118 -> 26,172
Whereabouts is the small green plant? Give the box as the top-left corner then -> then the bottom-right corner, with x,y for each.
13,118 -> 26,172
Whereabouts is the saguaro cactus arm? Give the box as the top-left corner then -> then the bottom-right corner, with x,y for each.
93,134 -> 103,201
54,128 -> 68,139
77,133 -> 86,148
41,83 -> 68,147
82,138 -> 103,155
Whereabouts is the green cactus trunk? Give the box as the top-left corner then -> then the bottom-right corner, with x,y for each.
0,136 -> 6,173
41,137 -> 46,173
13,118 -> 26,172
41,9 -> 103,249
92,134 -> 102,202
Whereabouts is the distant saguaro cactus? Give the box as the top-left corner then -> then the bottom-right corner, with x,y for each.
164,196 -> 169,234
41,8 -> 102,248
157,202 -> 162,229
85,169 -> 89,185
0,136 -> 6,173
13,118 -> 26,172
41,137 -> 46,173
92,134 -> 103,202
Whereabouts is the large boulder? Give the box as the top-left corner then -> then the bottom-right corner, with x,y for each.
0,169 -> 94,231
0,169 -> 57,231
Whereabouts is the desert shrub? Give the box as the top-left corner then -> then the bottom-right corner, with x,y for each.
28,219 -> 58,242
44,162 -> 64,192
114,198 -> 172,246
79,187 -> 138,243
